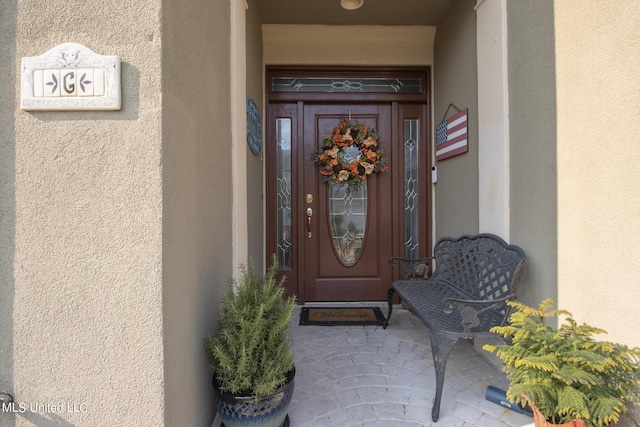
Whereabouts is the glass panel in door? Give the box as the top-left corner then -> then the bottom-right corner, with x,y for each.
328,182 -> 367,267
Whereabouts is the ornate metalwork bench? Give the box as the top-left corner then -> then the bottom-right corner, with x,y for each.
383,233 -> 526,422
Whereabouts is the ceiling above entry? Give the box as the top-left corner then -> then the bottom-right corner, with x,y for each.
253,0 -> 456,26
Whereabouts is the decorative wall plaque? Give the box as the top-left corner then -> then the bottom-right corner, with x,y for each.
246,98 -> 263,155
20,43 -> 121,111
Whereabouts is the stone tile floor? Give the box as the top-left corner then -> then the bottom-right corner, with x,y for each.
213,304 -> 535,427
286,305 -> 534,427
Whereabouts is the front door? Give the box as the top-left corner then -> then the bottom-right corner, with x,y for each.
302,103 -> 393,301
266,66 -> 431,303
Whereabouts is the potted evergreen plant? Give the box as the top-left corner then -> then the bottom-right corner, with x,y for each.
204,257 -> 297,427
484,299 -> 640,427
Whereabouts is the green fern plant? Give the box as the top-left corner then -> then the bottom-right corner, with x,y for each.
204,256 -> 296,397
484,299 -> 640,427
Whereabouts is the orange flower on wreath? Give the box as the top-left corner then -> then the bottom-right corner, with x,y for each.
363,149 -> 378,162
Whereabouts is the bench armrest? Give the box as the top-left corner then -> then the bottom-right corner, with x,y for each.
439,294 -> 515,339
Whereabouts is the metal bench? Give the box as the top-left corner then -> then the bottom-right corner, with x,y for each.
383,233 -> 526,422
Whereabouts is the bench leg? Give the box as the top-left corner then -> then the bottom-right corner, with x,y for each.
383,287 -> 394,329
429,333 -> 459,422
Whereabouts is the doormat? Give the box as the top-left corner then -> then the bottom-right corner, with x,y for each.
299,307 -> 386,326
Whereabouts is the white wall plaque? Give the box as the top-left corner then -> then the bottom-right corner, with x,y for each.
21,43 -> 121,111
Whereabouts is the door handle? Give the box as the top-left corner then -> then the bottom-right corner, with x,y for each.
306,207 -> 313,238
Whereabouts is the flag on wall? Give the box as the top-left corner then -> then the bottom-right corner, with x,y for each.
435,108 -> 468,161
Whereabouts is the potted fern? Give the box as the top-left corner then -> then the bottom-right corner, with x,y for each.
484,299 -> 640,427
204,257 -> 297,427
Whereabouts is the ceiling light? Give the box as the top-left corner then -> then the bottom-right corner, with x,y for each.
341,0 -> 364,10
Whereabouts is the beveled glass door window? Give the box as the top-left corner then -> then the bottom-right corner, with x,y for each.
328,182 -> 367,267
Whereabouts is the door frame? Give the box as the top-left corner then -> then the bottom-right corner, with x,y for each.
265,65 -> 432,303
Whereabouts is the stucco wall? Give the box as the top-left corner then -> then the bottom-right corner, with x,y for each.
161,0 -> 235,425
433,0 -> 479,239
0,0 -> 17,422
476,0 -> 510,238
3,0 -> 165,426
506,0 -> 640,353
246,0 -> 265,271
507,0 -> 558,309
554,1 -> 640,350
263,25 -> 435,66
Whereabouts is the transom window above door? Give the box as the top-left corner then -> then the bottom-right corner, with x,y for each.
271,77 -> 424,94
267,66 -> 429,102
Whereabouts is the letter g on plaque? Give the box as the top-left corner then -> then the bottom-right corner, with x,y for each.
21,43 -> 121,111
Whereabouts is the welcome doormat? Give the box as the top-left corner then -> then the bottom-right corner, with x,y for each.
299,307 -> 386,326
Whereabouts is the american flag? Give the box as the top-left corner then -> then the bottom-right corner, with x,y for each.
435,108 -> 468,161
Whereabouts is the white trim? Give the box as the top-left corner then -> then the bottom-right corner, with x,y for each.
476,0 -> 510,238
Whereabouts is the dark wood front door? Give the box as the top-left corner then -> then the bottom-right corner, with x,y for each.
301,104 -> 393,301
265,66 -> 432,303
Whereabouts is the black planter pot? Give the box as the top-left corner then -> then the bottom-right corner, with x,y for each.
213,367 -> 295,427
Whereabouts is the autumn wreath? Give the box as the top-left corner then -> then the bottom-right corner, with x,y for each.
313,118 -> 388,186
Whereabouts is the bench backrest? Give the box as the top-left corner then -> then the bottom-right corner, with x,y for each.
431,234 -> 526,308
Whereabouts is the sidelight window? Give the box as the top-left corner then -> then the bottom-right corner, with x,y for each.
404,119 -> 420,259
276,118 -> 292,268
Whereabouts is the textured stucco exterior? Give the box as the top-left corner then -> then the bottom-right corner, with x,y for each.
1,0 -> 246,425
433,0 -> 479,239
263,25 -> 436,66
507,0 -> 558,311
506,0 -> 640,354
476,0 -> 510,239
0,0 -> 16,422
161,0 -> 238,425
3,0 -> 166,425
246,0 -> 266,271
435,0 -> 640,357
2,1 -> 640,426
554,1 -> 640,348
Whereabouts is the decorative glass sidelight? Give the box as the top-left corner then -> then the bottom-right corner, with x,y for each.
329,182 -> 367,266
276,118 -> 292,268
404,120 -> 420,259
